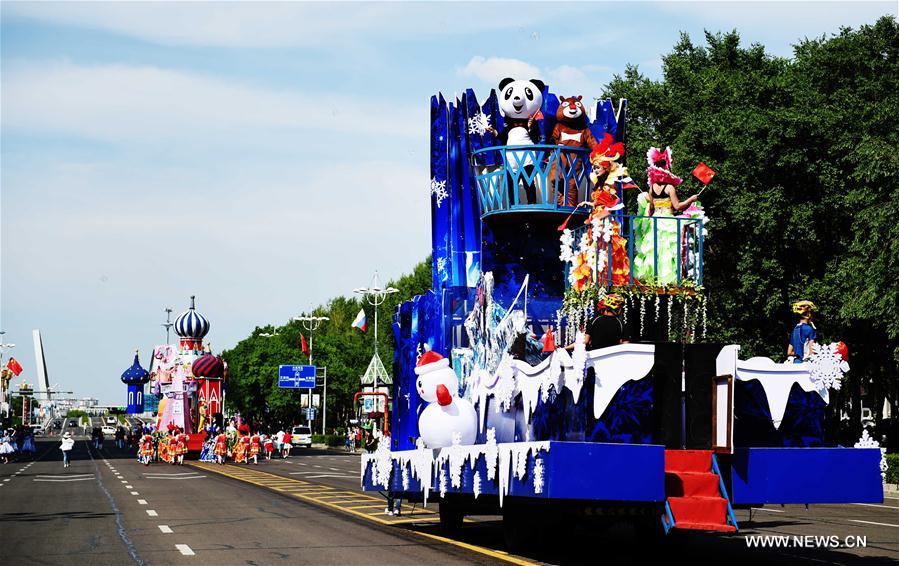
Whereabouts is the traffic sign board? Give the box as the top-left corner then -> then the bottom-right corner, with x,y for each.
278,365 -> 316,389
305,407 -> 316,421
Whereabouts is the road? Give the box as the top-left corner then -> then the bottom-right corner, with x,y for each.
1,440 -> 897,565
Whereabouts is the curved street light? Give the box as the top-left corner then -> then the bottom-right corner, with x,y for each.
354,272 -> 398,410
292,315 -> 329,428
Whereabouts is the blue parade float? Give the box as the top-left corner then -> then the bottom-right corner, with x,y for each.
362,79 -> 884,541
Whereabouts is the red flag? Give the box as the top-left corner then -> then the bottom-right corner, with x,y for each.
6,357 -> 22,376
300,334 -> 309,357
692,162 -> 716,185
542,328 -> 556,353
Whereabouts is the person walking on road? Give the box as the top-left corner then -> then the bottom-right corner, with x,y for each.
0,429 -> 16,463
60,432 -> 75,468
281,430 -> 292,459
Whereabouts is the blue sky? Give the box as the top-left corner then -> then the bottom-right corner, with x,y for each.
1,1 -> 894,405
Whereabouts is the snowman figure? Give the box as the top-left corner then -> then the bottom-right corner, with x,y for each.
415,351 -> 477,448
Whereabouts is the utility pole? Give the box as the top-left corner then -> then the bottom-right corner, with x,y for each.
162,308 -> 174,344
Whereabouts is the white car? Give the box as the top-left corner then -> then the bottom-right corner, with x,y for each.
291,426 -> 313,448
106,416 -> 118,426
101,425 -> 117,436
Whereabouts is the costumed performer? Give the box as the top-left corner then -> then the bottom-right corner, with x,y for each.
588,135 -> 632,286
175,429 -> 189,465
249,432 -> 261,465
214,429 -> 228,465
233,433 -> 249,464
550,95 -> 598,206
788,300 -> 818,363
139,431 -> 155,466
263,435 -> 274,460
633,147 -> 698,285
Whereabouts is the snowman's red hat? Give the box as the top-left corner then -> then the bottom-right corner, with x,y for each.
415,351 -> 450,375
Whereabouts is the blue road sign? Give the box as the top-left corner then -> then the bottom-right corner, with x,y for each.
305,407 -> 316,421
278,365 -> 316,389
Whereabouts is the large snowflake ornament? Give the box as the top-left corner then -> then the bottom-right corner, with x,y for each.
533,457 -> 545,494
430,177 -> 448,208
807,343 -> 849,391
855,429 -> 888,480
467,112 -> 491,136
436,256 -> 447,275
473,470 -> 482,499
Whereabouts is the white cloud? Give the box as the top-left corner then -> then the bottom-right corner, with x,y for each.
2,3 -> 580,48
2,61 -> 420,144
459,56 -> 542,86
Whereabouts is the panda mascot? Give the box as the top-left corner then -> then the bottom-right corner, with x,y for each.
487,77 -> 546,206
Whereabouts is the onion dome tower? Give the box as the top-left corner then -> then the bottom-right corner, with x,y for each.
174,295 -> 209,353
192,353 -> 225,419
121,350 -> 150,414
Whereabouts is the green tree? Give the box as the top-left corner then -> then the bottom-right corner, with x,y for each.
605,17 -> 899,436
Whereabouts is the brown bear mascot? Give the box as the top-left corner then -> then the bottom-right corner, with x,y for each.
550,95 -> 598,206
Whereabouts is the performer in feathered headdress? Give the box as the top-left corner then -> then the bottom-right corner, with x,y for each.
584,134 -> 632,286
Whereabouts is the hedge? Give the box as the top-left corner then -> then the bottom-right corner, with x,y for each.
312,434 -> 345,447
886,454 -> 899,485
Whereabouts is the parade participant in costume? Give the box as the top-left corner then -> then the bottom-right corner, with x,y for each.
249,432 -> 261,465
788,300 -> 818,363
486,78 -> 546,205
263,435 -> 274,460
233,433 -> 249,464
587,135 -> 632,285
175,429 -> 190,465
1,429 -> 17,463
20,429 -> 36,458
281,430 -> 292,459
550,95 -> 598,206
214,430 -> 228,465
139,432 -> 155,465
634,147 -> 698,285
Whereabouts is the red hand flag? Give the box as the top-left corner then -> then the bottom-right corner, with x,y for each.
692,162 -> 716,185
300,334 -> 309,357
6,357 -> 23,376
542,328 -> 556,353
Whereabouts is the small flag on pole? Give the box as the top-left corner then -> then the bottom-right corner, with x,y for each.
300,334 -> 309,357
6,357 -> 23,376
352,309 -> 368,332
692,162 -> 716,185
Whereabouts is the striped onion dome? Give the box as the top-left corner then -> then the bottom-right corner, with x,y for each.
192,353 -> 224,379
174,296 -> 210,340
121,352 -> 150,385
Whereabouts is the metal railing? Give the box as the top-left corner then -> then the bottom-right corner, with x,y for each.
566,213 -> 704,289
471,145 -> 592,216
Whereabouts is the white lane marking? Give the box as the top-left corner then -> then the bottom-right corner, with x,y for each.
753,508 -> 784,513
4,479 -> 11,482
146,510 -> 158,517
125,485 -> 133,489
137,499 -> 148,505
328,468 -> 341,471
130,491 -> 139,495
175,544 -> 195,556
34,477 -> 94,482
120,480 -> 128,483
142,475 -> 206,480
158,525 -> 173,534
292,473 -> 358,479
852,503 -> 899,510
850,519 -> 899,528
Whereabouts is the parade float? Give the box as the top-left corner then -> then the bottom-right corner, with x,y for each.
145,296 -> 226,455
362,78 -> 885,543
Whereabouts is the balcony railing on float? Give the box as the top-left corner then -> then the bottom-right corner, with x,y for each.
566,214 -> 705,289
471,145 -> 592,216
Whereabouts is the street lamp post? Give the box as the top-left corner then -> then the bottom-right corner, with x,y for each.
354,272 -> 398,415
293,315 -> 329,427
162,308 -> 174,344
0,332 -> 15,419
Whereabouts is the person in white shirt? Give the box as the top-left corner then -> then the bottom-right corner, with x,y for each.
60,432 -> 75,468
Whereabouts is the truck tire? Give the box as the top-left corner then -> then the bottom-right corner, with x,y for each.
439,502 -> 464,535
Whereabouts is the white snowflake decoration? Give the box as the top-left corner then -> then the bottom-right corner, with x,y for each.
467,112 -> 491,136
855,430 -> 888,480
439,467 -> 448,498
807,343 -> 848,391
436,256 -> 447,275
447,432 -> 465,488
473,470 -> 482,499
533,457 -> 545,494
559,229 -> 575,263
493,358 -> 517,411
401,463 -> 410,490
368,434 -> 393,488
515,448 -> 528,479
430,177 -> 448,208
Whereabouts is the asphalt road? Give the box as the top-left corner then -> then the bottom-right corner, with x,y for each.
0,441 -> 495,565
1,441 -> 897,565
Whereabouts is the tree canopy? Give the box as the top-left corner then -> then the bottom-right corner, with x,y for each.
606,16 -> 898,428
